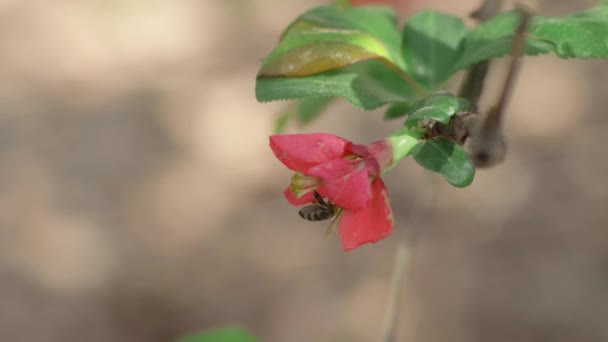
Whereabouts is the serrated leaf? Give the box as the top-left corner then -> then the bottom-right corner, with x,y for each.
404,91 -> 459,128
411,137 -> 475,187
177,327 -> 258,342
256,60 -> 417,110
401,11 -> 467,88
260,5 -> 405,78
455,4 -> 608,70
383,102 -> 411,120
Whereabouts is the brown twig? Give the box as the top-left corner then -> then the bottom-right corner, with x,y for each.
468,3 -> 535,167
458,0 -> 505,110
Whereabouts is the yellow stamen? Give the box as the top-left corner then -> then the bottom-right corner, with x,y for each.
290,172 -> 322,198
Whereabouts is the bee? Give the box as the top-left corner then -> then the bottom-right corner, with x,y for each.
298,191 -> 343,236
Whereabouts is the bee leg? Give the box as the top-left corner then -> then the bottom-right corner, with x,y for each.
324,208 -> 344,237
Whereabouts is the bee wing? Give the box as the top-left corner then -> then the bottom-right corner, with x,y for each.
324,208 -> 344,237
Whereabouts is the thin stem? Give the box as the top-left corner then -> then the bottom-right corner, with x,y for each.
378,178 -> 440,342
379,239 -> 410,342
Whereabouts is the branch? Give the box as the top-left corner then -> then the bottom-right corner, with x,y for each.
468,3 -> 535,167
458,0 -> 504,109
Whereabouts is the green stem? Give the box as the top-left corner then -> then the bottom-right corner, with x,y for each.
385,130 -> 420,172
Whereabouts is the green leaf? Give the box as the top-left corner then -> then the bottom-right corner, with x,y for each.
401,10 -> 467,88
273,97 -> 334,133
288,6 -> 405,68
404,91 -> 460,128
177,327 -> 258,342
296,97 -> 334,124
383,102 -> 411,120
256,60 -> 417,110
334,0 -> 352,10
256,6 -> 420,109
455,4 -> 608,70
259,36 -> 390,78
411,137 -> 475,187
273,111 -> 290,134
530,8 -> 608,59
259,5 -> 405,78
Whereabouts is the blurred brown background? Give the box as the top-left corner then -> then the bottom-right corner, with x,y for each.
1,0 -> 607,341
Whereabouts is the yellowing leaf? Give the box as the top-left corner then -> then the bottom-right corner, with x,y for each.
258,40 -> 387,78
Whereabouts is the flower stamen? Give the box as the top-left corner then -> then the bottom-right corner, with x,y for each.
290,172 -> 322,198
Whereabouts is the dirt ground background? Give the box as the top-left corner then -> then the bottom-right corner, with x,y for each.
1,0 -> 607,341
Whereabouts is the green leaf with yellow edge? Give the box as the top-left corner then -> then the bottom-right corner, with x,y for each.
411,137 -> 475,188
258,37 -> 390,78
334,0 -> 352,9
259,5 -> 405,78
257,60 -> 417,110
284,6 -> 404,66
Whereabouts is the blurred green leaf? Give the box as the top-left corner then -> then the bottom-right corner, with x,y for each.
257,60 -> 417,110
273,111 -> 291,134
177,327 -> 258,342
401,10 -> 467,88
454,3 -> 608,70
334,0 -> 352,10
296,97 -> 334,124
273,97 -> 335,133
383,102 -> 411,120
411,137 -> 475,187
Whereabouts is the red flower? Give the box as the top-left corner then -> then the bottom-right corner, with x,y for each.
270,133 -> 394,251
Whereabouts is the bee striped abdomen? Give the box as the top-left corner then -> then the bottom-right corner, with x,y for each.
298,205 -> 336,221
298,190 -> 336,222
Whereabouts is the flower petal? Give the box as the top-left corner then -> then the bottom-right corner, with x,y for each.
284,185 -> 328,206
307,158 -> 372,210
351,140 -> 392,175
338,178 -> 393,251
270,134 -> 352,172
